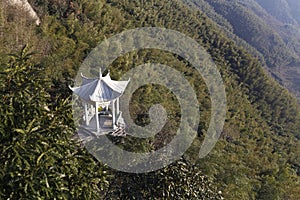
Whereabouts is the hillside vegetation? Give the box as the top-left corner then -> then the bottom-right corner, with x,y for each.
1,0 -> 300,199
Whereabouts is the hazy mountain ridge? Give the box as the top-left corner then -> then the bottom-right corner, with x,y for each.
286,0 -> 300,25
182,0 -> 300,99
255,0 -> 299,25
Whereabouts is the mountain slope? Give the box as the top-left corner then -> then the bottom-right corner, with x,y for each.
183,0 -> 300,100
1,0 -> 300,199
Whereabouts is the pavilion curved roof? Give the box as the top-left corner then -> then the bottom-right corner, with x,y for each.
70,72 -> 130,103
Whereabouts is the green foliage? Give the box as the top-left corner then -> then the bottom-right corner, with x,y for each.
0,1 -> 41,65
105,159 -> 223,199
0,46 -> 109,199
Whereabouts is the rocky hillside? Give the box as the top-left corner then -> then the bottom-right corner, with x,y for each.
4,0 -> 40,25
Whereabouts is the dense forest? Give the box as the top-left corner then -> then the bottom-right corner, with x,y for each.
1,0 -> 300,199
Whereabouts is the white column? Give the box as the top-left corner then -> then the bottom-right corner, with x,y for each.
84,102 -> 89,126
112,100 -> 116,129
116,98 -> 120,116
95,102 -> 100,132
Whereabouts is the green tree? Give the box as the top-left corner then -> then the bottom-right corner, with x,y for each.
0,46 -> 109,199
105,159 -> 223,199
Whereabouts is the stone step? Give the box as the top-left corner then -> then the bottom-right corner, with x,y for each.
111,127 -> 126,137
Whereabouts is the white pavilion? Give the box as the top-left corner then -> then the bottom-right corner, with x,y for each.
70,71 -> 130,134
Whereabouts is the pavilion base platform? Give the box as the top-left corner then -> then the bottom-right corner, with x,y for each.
77,115 -> 126,143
